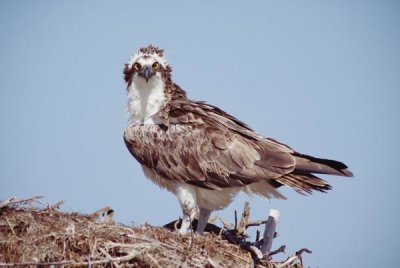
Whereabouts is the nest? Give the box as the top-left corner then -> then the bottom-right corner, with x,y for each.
0,197 -> 308,267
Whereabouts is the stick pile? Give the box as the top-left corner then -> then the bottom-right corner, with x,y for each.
0,196 -> 310,267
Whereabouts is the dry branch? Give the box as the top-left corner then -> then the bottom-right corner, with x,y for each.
0,195 -> 43,209
269,245 -> 286,257
260,209 -> 280,256
237,201 -> 250,235
46,200 -> 65,210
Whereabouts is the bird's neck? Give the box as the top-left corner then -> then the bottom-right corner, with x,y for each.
127,77 -> 165,125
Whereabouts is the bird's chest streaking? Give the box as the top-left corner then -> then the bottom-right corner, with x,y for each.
124,123 -> 207,186
127,75 -> 165,125
124,123 -> 241,212
124,124 -> 196,170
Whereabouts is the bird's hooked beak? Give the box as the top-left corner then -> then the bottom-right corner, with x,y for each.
139,66 -> 155,82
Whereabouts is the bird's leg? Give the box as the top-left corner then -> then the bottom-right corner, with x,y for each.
196,207 -> 211,234
179,212 -> 192,234
175,183 -> 197,234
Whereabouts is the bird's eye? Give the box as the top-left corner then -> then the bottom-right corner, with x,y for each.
152,62 -> 160,70
133,63 -> 141,71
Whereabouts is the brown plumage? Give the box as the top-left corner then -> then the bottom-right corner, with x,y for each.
123,45 -> 353,234
124,98 -> 352,194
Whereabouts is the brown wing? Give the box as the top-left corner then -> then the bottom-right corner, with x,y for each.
124,100 -> 353,194
124,100 -> 295,190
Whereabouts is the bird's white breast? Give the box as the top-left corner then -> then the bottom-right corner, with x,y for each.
127,75 -> 165,125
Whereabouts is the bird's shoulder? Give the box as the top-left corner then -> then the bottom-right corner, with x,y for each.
156,98 -> 260,138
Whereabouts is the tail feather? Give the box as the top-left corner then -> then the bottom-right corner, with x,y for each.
274,152 -> 353,195
277,173 -> 332,195
293,152 -> 354,177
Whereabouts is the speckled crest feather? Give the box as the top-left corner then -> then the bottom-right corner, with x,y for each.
127,45 -> 169,69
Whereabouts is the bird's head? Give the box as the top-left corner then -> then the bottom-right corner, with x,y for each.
124,45 -> 172,88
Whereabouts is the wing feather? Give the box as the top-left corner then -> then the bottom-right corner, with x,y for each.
124,99 -> 352,194
124,100 -> 296,190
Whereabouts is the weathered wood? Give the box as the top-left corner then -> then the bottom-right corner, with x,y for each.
47,200 -> 65,210
260,209 -> 280,256
164,205 -> 310,267
237,201 -> 250,235
269,245 -> 286,257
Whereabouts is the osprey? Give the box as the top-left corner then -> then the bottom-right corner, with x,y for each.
123,45 -> 353,234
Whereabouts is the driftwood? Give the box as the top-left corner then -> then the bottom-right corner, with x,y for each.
260,209 -> 280,256
165,202 -> 311,267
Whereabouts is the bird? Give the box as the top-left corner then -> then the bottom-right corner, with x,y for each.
123,45 -> 353,235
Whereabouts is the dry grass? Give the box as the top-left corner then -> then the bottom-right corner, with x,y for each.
0,203 -> 253,267
0,198 -> 308,267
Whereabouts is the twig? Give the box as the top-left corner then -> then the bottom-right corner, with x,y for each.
99,248 -> 122,268
0,197 -> 16,209
246,220 -> 268,229
188,228 -> 195,251
279,255 -> 301,267
0,260 -> 74,267
208,214 -> 218,224
219,217 -> 234,230
274,248 -> 311,268
255,230 -> 260,242
220,248 -> 251,264
295,248 -> 312,266
0,249 -> 143,267
269,245 -> 285,258
248,245 -> 263,260
87,251 -> 92,268
109,236 -> 183,253
46,200 -> 65,210
296,248 -> 312,256
4,217 -> 23,241
106,241 -> 155,249
0,195 -> 43,209
146,253 -> 162,268
90,238 -> 98,259
206,256 -> 219,268
234,209 -> 238,231
269,245 -> 286,257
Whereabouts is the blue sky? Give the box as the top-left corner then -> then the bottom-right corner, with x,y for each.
1,1 -> 399,267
